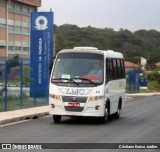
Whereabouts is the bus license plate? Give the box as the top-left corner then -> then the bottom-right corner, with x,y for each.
68,102 -> 80,107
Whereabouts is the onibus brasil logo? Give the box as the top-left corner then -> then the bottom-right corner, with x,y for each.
35,15 -> 48,30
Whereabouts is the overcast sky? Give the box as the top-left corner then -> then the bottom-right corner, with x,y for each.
39,0 -> 160,31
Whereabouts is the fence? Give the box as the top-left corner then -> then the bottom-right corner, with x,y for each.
0,57 -> 49,112
126,67 -> 140,93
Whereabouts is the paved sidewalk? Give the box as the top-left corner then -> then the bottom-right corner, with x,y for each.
126,92 -> 160,96
0,106 -> 49,126
0,93 -> 160,126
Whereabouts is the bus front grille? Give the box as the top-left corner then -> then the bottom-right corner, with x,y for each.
62,96 -> 87,103
64,106 -> 84,112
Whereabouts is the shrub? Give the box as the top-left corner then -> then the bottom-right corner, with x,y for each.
148,71 -> 160,83
148,81 -> 160,92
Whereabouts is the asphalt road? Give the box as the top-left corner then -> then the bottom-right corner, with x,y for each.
0,96 -> 160,152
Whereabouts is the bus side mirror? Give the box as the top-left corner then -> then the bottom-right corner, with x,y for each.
49,57 -> 55,75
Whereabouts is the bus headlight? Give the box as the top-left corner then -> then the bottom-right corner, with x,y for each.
89,96 -> 104,101
49,94 -> 61,100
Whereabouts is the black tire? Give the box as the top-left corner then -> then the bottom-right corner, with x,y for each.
99,107 -> 109,123
115,102 -> 121,119
53,115 -> 61,123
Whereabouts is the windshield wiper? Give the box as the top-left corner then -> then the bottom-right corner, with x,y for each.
52,78 -> 97,86
51,78 -> 80,85
71,77 -> 97,86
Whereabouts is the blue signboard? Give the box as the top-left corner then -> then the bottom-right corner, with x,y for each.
139,77 -> 148,89
30,12 -> 53,96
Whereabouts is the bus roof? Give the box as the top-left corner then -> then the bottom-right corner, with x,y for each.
58,49 -> 124,59
73,47 -> 98,50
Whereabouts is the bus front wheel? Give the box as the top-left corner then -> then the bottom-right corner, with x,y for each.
99,107 -> 109,123
53,115 -> 61,123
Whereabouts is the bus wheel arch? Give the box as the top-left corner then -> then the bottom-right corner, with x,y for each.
115,97 -> 122,119
106,99 -> 110,116
118,97 -> 122,110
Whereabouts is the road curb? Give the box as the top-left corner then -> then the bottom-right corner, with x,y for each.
0,106 -> 49,126
0,112 -> 49,126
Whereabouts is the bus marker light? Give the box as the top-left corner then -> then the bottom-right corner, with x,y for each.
51,103 -> 55,108
95,105 -> 100,110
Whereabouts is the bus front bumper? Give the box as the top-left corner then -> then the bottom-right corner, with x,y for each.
49,105 -> 105,117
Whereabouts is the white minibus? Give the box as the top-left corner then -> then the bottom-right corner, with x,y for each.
49,47 -> 126,123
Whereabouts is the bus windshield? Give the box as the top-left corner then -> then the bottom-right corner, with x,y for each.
51,53 -> 104,87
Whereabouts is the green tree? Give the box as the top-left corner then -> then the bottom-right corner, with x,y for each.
7,55 -> 20,74
54,24 -> 160,67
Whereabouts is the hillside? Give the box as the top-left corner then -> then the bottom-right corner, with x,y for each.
54,24 -> 160,68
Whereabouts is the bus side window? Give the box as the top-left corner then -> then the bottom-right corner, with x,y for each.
109,59 -> 114,80
120,59 -> 125,78
106,59 -> 110,82
106,59 -> 113,81
106,59 -> 119,81
117,59 -> 122,78
113,59 -> 118,79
